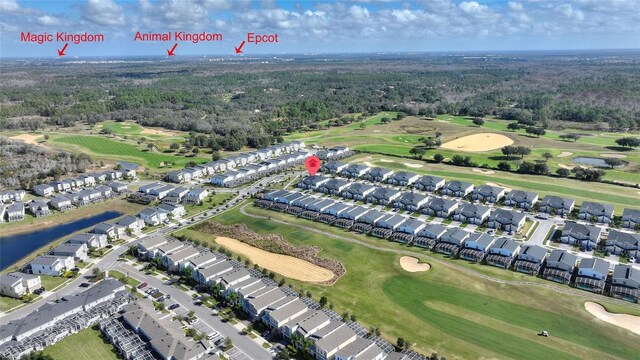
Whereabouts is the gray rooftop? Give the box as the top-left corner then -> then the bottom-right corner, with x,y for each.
579,257 -> 610,275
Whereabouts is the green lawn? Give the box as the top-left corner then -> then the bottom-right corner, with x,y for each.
109,270 -> 140,287
179,205 -> 640,359
0,295 -> 29,312
51,135 -> 204,169
43,325 -> 119,360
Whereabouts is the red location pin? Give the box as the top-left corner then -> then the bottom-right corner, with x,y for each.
305,155 -> 322,176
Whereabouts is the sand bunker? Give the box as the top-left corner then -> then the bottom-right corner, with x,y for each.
584,302 -> 640,335
441,133 -> 513,152
399,256 -> 430,272
404,163 -> 423,169
215,237 -> 334,283
363,161 -> 374,167
557,152 -> 573,158
600,153 -> 627,159
121,126 -> 131,129
379,159 -> 393,163
486,182 -> 512,192
472,168 -> 495,175
10,133 -> 43,145
141,127 -> 182,137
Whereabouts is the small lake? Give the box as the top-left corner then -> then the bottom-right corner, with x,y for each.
0,211 -> 122,270
571,157 -> 627,168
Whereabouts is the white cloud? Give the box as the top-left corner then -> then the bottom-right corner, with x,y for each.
82,0 -> 125,27
0,0 -> 20,13
508,2 -> 523,12
37,15 -> 61,26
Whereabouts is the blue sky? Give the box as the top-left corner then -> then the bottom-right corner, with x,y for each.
1,0 -> 639,58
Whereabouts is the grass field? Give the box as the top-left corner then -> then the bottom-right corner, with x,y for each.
285,113 -> 640,184
43,325 -> 119,360
180,204 -> 640,360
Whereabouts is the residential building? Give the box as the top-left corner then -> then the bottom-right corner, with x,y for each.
184,187 -> 209,204
487,209 -> 527,232
68,233 -> 109,249
341,164 -> 370,178
414,224 -> 448,249
107,181 -> 128,193
27,200 -> 51,217
513,245 -> 547,275
622,208 -> 640,230
299,176 -> 331,190
486,238 -> 520,269
610,265 -> 640,303
6,202 -> 25,222
362,167 -> 393,182
0,190 -> 26,202
543,249 -> 577,284
388,171 -> 419,186
157,203 -> 186,219
576,258 -> 610,293
413,175 -> 445,192
50,195 -> 73,211
314,324 -> 357,360
423,197 -> 458,218
318,178 -> 351,196
605,230 -> 640,257
365,187 -> 401,206
560,222 -> 602,249
321,161 -> 348,174
342,183 -> 376,201
434,228 -> 469,255
453,203 -> 491,224
471,184 -> 505,203
539,195 -> 575,215
504,190 -> 538,210
0,273 -> 41,299
92,223 -> 125,240
136,235 -> 170,259
459,233 -> 495,262
33,184 -> 54,197
393,192 -> 429,212
115,216 -> 145,235
441,181 -> 474,197
138,207 -> 167,226
51,243 -> 88,262
579,201 -> 615,223
30,255 -> 75,276
334,337 -> 385,360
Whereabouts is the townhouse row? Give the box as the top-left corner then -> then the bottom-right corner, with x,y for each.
257,190 -> 640,303
0,279 -> 133,360
0,182 -> 129,223
165,140 -> 307,184
136,235 -> 414,360
318,161 -> 640,228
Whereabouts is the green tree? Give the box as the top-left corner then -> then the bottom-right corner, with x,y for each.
542,152 -> 553,162
319,296 -> 328,308
604,158 -> 623,168
433,153 -> 444,163
472,118 -> 484,126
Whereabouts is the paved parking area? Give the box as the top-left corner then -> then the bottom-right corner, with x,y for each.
226,347 -> 251,360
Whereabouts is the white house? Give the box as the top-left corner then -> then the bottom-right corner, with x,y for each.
0,273 -> 41,299
184,187 -> 209,204
138,207 -> 167,226
51,243 -> 88,262
68,233 -> 109,248
30,255 -> 75,276
33,184 -> 54,197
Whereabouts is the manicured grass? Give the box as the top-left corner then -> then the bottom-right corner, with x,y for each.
181,205 -> 640,359
0,295 -> 28,312
184,192 -> 235,217
40,275 -> 70,291
109,270 -> 140,287
42,325 -> 119,360
51,135 -> 203,169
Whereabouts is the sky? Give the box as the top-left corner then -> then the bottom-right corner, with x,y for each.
1,0 -> 639,58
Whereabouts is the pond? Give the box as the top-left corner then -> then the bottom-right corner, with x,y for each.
0,211 -> 122,270
571,157 -> 627,168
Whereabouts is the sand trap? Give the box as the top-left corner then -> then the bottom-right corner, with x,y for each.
363,161 -> 374,167
441,133 -> 513,152
600,153 -> 627,159
10,133 -> 43,145
141,127 -> 182,137
486,182 -> 512,192
379,159 -> 393,163
557,152 -> 573,158
215,237 -> 334,283
584,302 -> 640,335
404,163 -> 423,169
121,126 -> 131,129
399,256 -> 430,272
472,168 -> 495,174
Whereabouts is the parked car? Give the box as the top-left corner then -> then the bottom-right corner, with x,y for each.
79,283 -> 91,288
71,267 -> 80,272
106,244 -> 113,248
33,287 -> 45,295
138,282 -> 148,289
169,304 -> 180,310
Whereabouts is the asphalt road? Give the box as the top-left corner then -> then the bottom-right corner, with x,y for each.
116,262 -> 272,360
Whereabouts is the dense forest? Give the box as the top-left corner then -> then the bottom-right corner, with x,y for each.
1,52 -> 639,151
0,136 -> 92,189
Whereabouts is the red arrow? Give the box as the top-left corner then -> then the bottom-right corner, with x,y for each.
167,43 -> 178,56
234,40 -> 245,54
57,43 -> 69,56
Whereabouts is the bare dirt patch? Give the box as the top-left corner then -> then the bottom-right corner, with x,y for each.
216,237 -> 334,283
141,127 -> 182,137
10,133 -> 43,145
472,168 -> 495,174
584,302 -> 640,335
600,153 -> 627,159
441,133 -> 513,152
193,222 -> 344,284
399,256 -> 430,272
557,152 -> 573,158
